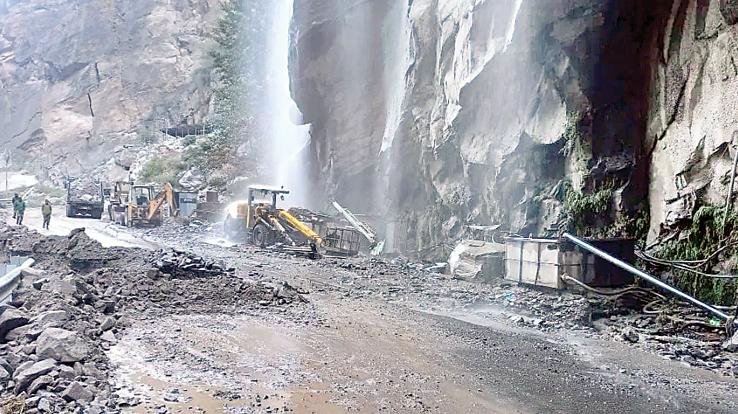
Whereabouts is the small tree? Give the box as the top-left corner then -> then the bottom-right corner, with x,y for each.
201,0 -> 273,176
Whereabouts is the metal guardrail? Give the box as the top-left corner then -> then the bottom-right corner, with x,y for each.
563,233 -> 732,321
0,258 -> 34,304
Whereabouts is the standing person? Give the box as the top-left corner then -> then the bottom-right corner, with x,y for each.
41,199 -> 52,230
11,193 -> 21,219
15,198 -> 25,226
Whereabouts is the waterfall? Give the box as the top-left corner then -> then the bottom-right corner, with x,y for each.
375,0 -> 413,219
261,0 -> 311,207
379,1 -> 413,155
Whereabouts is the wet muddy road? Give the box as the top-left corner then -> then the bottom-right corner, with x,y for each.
107,247 -> 738,414
19,218 -> 731,413
7,208 -> 158,249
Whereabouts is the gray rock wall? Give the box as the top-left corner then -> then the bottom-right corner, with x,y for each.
647,0 -> 738,241
0,0 -> 217,179
291,0 -> 671,255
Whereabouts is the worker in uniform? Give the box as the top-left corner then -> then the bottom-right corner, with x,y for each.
15,198 -> 25,225
41,199 -> 52,230
11,193 -> 21,219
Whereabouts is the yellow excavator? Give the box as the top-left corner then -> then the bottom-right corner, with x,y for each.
223,185 -> 323,255
110,182 -> 177,227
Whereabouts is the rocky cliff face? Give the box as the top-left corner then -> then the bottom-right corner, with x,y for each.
647,0 -> 738,240
291,0 -> 672,254
5,0 -> 738,259
0,0 -> 217,181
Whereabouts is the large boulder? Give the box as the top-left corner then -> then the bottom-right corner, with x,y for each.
448,240 -> 505,283
13,358 -> 57,393
0,306 -> 30,340
35,328 -> 91,363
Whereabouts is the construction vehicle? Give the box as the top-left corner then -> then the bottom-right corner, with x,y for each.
223,185 -> 323,255
65,177 -> 104,219
109,181 -> 177,227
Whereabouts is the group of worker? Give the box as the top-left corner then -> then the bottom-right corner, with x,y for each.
11,194 -> 52,229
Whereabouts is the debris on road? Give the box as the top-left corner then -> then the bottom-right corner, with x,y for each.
0,214 -> 312,412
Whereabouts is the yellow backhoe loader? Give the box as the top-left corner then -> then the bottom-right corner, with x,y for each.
223,185 -> 323,256
109,182 -> 177,227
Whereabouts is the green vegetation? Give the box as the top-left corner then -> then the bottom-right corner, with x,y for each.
656,205 -> 738,305
188,0 -> 271,177
562,181 -> 614,236
139,156 -> 186,185
562,112 -> 582,146
600,204 -> 649,242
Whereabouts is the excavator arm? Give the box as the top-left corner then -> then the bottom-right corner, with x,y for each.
278,210 -> 323,248
147,183 -> 177,220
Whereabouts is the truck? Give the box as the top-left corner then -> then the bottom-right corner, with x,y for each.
65,177 -> 104,219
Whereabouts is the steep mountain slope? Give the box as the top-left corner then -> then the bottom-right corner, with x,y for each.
0,0 -> 217,180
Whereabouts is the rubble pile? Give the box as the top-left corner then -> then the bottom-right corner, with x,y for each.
595,305 -> 736,373
67,180 -> 100,202
0,221 -> 310,412
153,249 -> 231,279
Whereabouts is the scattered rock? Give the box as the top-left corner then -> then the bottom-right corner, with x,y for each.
5,324 -> 32,342
57,364 -> 76,381
41,279 -> 77,296
723,330 -> 738,352
27,374 -> 53,394
37,397 -> 52,412
0,364 -> 11,383
32,278 -> 48,290
163,388 -> 185,403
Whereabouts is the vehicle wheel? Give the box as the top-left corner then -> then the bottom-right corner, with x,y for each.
92,209 -> 102,220
66,205 -> 75,218
251,223 -> 271,248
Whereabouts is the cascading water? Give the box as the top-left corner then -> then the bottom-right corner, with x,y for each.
260,0 -> 311,207
379,1 -> 412,156
376,1 -> 413,215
